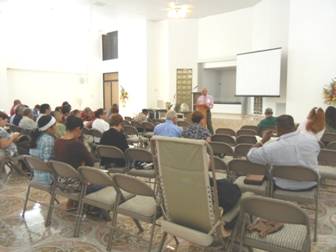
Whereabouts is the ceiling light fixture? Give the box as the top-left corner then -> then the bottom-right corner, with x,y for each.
167,1 -> 191,19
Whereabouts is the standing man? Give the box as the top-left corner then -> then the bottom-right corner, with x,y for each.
196,88 -> 214,134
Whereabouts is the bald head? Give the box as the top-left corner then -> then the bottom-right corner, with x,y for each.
166,110 -> 177,122
201,88 -> 208,96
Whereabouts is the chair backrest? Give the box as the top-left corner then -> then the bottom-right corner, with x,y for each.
124,116 -> 132,122
240,195 -> 310,225
236,135 -> 257,144
240,125 -> 258,132
236,129 -> 257,136
78,166 -> 115,186
122,120 -> 131,126
113,174 -> 154,197
229,159 -> 267,176
142,122 -> 155,132
318,149 -> 336,166
326,141 -> 336,150
209,141 -> 234,156
271,165 -> 319,182
49,160 -> 80,179
177,120 -> 191,128
125,148 -> 153,163
23,155 -> 52,173
90,128 -> 103,138
211,134 -> 236,146
213,156 -> 228,173
152,136 -> 219,233
123,125 -> 139,136
96,145 -> 126,160
234,144 -> 253,158
215,128 -> 236,136
321,132 -> 336,145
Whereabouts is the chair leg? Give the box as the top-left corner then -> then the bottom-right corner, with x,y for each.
147,221 -> 156,252
133,218 -> 144,233
158,232 -> 168,252
22,184 -> 31,217
107,209 -> 118,252
45,184 -> 57,227
314,198 -> 318,242
74,200 -> 85,237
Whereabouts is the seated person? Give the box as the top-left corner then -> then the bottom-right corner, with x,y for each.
154,110 -> 182,137
81,107 -> 95,128
325,106 -> 336,134
10,99 -> 21,116
29,115 -> 56,185
92,108 -> 109,133
182,111 -> 211,141
19,108 -> 37,130
0,112 -> 20,158
108,104 -> 119,120
133,109 -> 149,123
11,105 -> 26,126
257,108 -> 277,135
297,107 -> 325,140
248,115 -> 320,191
38,103 -> 52,120
32,104 -> 40,121
100,114 -> 129,167
53,111 -> 66,138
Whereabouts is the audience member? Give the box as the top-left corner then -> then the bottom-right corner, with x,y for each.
29,115 -> 56,185
53,111 -> 66,138
154,110 -> 182,137
257,108 -> 276,135
10,99 -> 21,116
19,108 -> 37,130
71,109 -> 81,118
108,103 -> 119,119
92,108 -> 109,133
61,104 -> 72,120
100,114 -> 129,167
81,107 -> 94,128
248,115 -> 320,191
298,107 -> 325,140
325,106 -> 336,133
38,103 -> 51,119
11,105 -> 26,126
133,109 -> 148,123
0,112 -> 19,157
32,104 -> 40,120
182,111 -> 211,141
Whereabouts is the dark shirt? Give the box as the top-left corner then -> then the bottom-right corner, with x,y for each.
13,115 -> 23,126
54,138 -> 94,169
257,116 -> 277,133
100,127 -> 129,167
182,123 -> 211,140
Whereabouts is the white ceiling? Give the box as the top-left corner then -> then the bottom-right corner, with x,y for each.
90,0 -> 261,21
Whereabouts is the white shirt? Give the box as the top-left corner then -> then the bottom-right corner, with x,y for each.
196,94 -> 214,109
92,118 -> 110,133
247,131 -> 320,190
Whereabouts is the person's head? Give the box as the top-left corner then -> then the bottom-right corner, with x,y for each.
142,109 -> 148,115
306,107 -> 325,134
191,111 -> 204,124
325,106 -> 336,129
15,105 -> 26,116
95,108 -> 107,120
53,110 -> 64,123
166,110 -> 177,123
0,111 -> 9,127
264,108 -> 273,118
23,108 -> 33,119
61,104 -> 71,115
62,101 -> 70,107
276,115 -> 295,136
111,104 -> 119,114
201,88 -> 208,96
40,104 -> 51,115
13,99 -> 21,106
34,104 -> 40,111
65,115 -> 83,139
54,106 -> 62,112
82,107 -> 94,121
110,114 -> 124,131
37,115 -> 56,134
71,109 -> 81,118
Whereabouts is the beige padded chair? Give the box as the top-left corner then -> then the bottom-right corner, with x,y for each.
211,134 -> 236,146
96,145 -> 127,173
152,136 -> 251,251
47,160 -> 82,226
318,149 -> 336,182
236,135 -> 257,145
236,129 -> 257,137
229,159 -> 269,196
233,195 -> 311,252
22,155 -> 54,219
215,128 -> 236,136
270,165 -> 319,242
233,144 -> 253,158
108,174 -> 161,252
74,166 -> 134,237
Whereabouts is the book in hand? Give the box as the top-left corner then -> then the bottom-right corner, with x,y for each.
244,175 -> 265,185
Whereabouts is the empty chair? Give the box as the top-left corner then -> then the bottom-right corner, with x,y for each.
213,156 -> 229,180
240,125 -> 258,132
326,141 -> 336,150
232,195 -> 311,252
96,145 -> 127,173
211,134 -> 236,146
210,142 -> 234,163
229,159 -> 269,196
321,132 -> 336,145
108,174 -> 161,252
236,129 -> 257,136
236,135 -> 257,145
123,125 -> 144,147
270,165 -> 319,241
125,148 -> 156,179
74,166 -> 134,237
142,122 -> 155,138
318,149 -> 336,183
234,144 -> 253,158
215,128 -> 236,136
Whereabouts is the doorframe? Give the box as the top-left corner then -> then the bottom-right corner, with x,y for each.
103,72 -> 119,110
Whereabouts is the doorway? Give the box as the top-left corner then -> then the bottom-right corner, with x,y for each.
103,72 -> 119,111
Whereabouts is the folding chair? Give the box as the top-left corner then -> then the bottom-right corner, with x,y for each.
213,156 -> 229,180
270,165 -> 319,241
125,148 -> 156,180
142,122 -> 155,139
240,125 -> 258,132
215,128 -> 236,136
211,134 -> 236,146
177,120 -> 191,129
321,132 -> 336,145
234,144 -> 253,158
232,195 -> 311,252
236,129 -> 257,137
318,149 -> 336,183
236,135 -> 257,145
90,128 -> 103,144
96,145 -> 128,173
210,141 -> 234,163
123,125 -> 144,147
326,141 -> 336,150
108,174 -> 161,252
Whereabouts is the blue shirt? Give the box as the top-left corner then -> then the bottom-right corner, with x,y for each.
154,120 -> 182,137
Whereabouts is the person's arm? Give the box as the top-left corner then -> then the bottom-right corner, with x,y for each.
78,141 -> 94,166
0,132 -> 20,149
247,130 -> 273,165
208,95 -> 214,109
119,133 -> 129,151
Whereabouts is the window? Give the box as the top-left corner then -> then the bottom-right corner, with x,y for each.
102,31 -> 118,60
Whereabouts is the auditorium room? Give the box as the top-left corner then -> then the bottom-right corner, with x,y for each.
0,0 -> 336,251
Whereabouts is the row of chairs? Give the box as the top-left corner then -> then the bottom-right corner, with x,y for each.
211,134 -> 257,146
215,128 -> 257,137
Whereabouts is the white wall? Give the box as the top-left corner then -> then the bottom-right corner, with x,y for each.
286,0 -> 336,121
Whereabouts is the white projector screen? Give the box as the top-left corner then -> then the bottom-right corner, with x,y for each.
236,48 -> 281,96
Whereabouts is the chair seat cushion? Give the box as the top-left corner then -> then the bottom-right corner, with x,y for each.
234,176 -> 267,195
273,189 -> 315,204
319,165 -> 336,179
245,224 -> 308,252
118,195 -> 159,222
128,169 -> 156,178
160,220 -> 214,247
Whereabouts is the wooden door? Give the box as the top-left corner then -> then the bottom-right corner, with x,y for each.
103,72 -> 119,110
